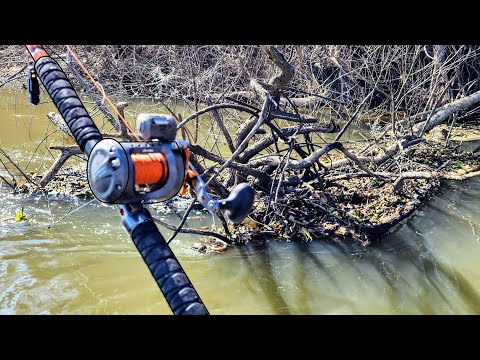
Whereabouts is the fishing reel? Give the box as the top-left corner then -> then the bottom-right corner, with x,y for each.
87,114 -> 254,223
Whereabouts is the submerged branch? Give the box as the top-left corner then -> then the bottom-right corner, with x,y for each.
177,103 -> 259,129
152,216 -> 232,243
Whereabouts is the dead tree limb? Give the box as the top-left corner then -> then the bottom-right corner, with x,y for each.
0,174 -> 15,189
335,89 -> 374,142
337,144 -> 385,179
227,92 -> 323,111
278,96 -> 320,108
442,170 -> 480,180
0,147 -> 36,186
250,141 -> 386,178
177,103 -> 259,129
413,89 -> 480,135
116,101 -> 132,139
393,169 -> 480,194
259,46 -> 326,178
250,45 -> 294,103
261,45 -> 295,100
188,152 -> 229,198
239,121 -> 339,163
39,146 -> 83,187
285,86 -> 350,105
328,137 -> 420,170
47,112 -> 73,138
204,97 -> 271,187
233,116 -> 261,149
429,45 -> 451,107
0,63 -> 27,89
269,109 -> 317,123
393,171 -> 437,193
270,142 -> 343,170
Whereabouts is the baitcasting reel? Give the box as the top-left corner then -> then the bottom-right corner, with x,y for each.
87,114 -> 254,223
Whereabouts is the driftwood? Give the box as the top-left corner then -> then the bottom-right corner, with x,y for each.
393,169 -> 480,194
414,89 -> 480,135
393,171 -> 437,193
39,146 -> 83,187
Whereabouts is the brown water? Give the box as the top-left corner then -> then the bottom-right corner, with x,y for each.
1,88 -> 480,314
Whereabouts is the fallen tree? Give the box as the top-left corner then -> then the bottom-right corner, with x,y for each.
168,45 -> 480,248
3,45 -> 480,250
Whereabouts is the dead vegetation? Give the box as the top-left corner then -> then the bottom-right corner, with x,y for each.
1,45 -> 480,249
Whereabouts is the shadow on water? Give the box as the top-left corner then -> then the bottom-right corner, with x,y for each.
237,245 -> 292,315
229,178 -> 480,314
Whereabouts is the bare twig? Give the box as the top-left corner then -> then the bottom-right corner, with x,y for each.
205,95 -> 235,152
153,216 -> 232,243
204,97 -> 271,187
334,89 -> 374,142
167,198 -> 197,244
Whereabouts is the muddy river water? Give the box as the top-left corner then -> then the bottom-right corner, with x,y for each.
1,88 -> 480,314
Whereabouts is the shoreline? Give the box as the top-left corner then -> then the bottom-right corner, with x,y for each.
8,131 -> 478,251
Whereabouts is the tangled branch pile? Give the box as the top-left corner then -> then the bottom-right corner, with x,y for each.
2,45 -> 480,246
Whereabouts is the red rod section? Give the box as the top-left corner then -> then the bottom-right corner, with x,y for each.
26,45 -> 49,61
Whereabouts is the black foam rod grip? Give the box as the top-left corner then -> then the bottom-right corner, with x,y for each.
131,219 -> 209,315
34,56 -> 102,152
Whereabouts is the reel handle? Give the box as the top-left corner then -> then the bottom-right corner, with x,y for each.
216,183 -> 255,223
188,163 -> 255,224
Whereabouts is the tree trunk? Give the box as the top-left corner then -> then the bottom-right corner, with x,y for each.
429,45 -> 451,107
414,89 -> 480,135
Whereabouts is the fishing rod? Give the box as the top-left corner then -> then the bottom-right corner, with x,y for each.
26,45 -> 255,315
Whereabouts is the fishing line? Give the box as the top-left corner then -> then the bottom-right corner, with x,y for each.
65,45 -> 140,141
50,198 -> 96,226
44,46 -> 111,121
